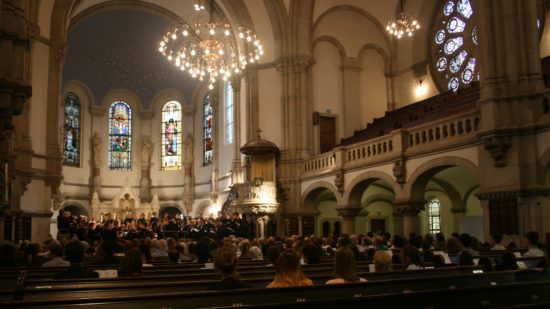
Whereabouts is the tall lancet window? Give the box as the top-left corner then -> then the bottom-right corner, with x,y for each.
161,101 -> 182,170
225,82 -> 234,145
108,101 -> 132,171
428,197 -> 442,235
63,92 -> 81,167
203,93 -> 213,166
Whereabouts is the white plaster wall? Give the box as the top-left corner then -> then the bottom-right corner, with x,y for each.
316,199 -> 340,236
359,49 -> 387,124
312,41 -> 344,138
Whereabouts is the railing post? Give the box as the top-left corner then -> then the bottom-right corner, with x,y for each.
333,147 -> 346,169
390,129 -> 408,156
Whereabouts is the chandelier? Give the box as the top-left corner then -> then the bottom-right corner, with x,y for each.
386,0 -> 420,39
158,0 -> 263,89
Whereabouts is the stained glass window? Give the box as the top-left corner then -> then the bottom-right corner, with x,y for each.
428,198 -> 442,235
161,101 -> 182,170
432,0 -> 478,92
63,92 -> 81,167
108,101 -> 132,171
203,93 -> 213,166
225,82 -> 234,145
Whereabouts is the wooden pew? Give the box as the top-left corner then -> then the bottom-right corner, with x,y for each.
1,269 -> 545,308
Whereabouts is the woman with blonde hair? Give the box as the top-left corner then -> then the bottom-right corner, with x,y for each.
326,247 -> 367,284
373,250 -> 393,272
267,249 -> 313,288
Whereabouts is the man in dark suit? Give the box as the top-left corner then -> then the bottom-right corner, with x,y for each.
54,240 -> 99,279
208,247 -> 253,291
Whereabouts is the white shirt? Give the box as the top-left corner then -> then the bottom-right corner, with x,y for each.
523,247 -> 544,257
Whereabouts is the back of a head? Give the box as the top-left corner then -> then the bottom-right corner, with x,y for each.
526,231 -> 539,246
168,249 -> 180,263
277,249 -> 301,276
403,245 -> 423,266
119,248 -> 143,276
459,250 -> 474,266
374,250 -> 392,272
249,246 -> 263,260
478,257 -> 494,272
65,240 -> 85,263
501,252 -> 519,270
302,243 -> 320,264
392,235 -> 406,248
50,244 -> 64,258
446,237 -> 464,254
333,247 -> 358,282
101,241 -> 116,257
459,233 -> 472,248
267,245 -> 281,265
215,247 -> 237,276
493,234 -> 503,244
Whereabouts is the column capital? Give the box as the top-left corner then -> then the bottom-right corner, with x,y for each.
335,206 -> 363,218
393,199 -> 425,216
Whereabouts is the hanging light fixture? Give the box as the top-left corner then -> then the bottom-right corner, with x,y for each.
386,0 -> 420,39
158,0 -> 263,90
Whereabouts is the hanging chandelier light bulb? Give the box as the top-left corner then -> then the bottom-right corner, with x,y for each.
158,0 -> 263,89
386,0 -> 420,39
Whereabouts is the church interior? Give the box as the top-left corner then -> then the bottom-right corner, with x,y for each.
1,0 -> 550,307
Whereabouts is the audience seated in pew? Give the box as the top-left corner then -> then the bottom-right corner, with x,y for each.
523,231 -> 544,257
374,250 -> 393,272
119,248 -> 143,277
42,244 -> 69,267
95,241 -> 120,265
490,234 -> 507,251
403,245 -> 424,270
267,249 -> 313,288
326,247 -> 367,284
53,240 -> 99,279
208,247 -> 253,291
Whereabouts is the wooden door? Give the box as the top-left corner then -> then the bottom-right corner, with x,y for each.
370,219 -> 386,234
319,116 -> 336,153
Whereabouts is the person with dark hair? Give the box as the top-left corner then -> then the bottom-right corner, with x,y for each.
267,249 -> 313,288
119,248 -> 143,277
302,243 -> 320,264
403,245 -> 423,270
208,248 -> 253,290
457,233 -> 479,264
0,243 -> 17,267
490,234 -> 506,251
196,236 -> 212,263
95,241 -> 120,265
498,252 -> 519,271
523,231 -> 544,257
54,240 -> 99,279
168,249 -> 180,263
42,244 -> 69,267
458,250 -> 474,266
326,247 -> 367,284
478,256 -> 495,272
266,245 -> 281,266
435,232 -> 446,251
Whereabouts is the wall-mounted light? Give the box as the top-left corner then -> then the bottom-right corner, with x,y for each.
414,79 -> 426,96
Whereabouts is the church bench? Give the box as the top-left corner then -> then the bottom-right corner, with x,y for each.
0,266 -> 483,300
0,270 -> 540,308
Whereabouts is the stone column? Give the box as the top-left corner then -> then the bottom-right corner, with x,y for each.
139,136 -> 152,202
90,132 -> 102,197
183,134 -> 194,214
394,200 -> 425,236
230,77 -> 243,185
476,0 -> 548,238
392,210 -> 404,237
336,206 -> 362,235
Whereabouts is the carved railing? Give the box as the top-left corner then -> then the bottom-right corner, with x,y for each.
407,111 -> 480,148
303,111 -> 480,176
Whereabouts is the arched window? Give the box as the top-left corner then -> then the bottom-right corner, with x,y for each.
428,197 -> 442,235
161,101 -> 182,170
203,93 -> 213,166
63,92 -> 81,167
108,101 -> 132,171
225,82 -> 234,144
431,0 -> 478,92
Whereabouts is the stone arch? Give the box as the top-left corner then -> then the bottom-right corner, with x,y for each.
101,88 -> 143,114
312,36 -> 347,62
262,0 -> 289,58
429,177 -> 464,211
159,204 -> 185,218
150,88 -> 186,115
302,181 -> 341,210
62,80 -> 96,108
313,5 -> 392,53
344,170 -> 399,207
406,156 -> 478,202
357,43 -> 391,72
194,200 -> 211,218
61,201 -> 90,218
364,193 -> 395,207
